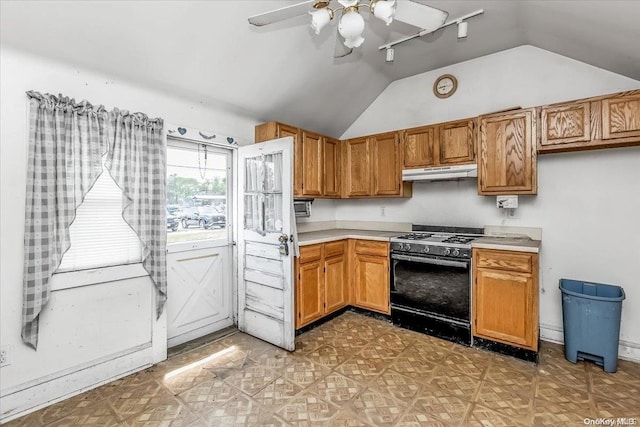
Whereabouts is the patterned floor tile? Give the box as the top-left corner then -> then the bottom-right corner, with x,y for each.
295,329 -> 333,354
221,361 -> 280,396
370,369 -> 422,402
327,409 -> 372,427
409,340 -> 452,363
1,412 -> 45,427
251,377 -> 303,411
275,392 -> 339,426
283,358 -> 331,388
160,364 -> 217,395
410,395 -> 471,424
491,354 -> 537,374
248,345 -> 300,370
342,324 -> 378,342
304,344 -> 353,368
474,381 -> 534,422
177,378 -> 240,412
373,331 -> 415,350
533,397 -> 596,425
124,395 -> 202,427
326,333 -> 371,351
395,406 -> 459,427
589,371 -> 640,400
201,394 -> 273,427
26,387 -> 105,425
356,344 -> 401,363
484,364 -> 535,387
535,377 -> 590,404
592,394 -> 640,418
389,353 -> 438,382
44,405 -> 122,427
108,381 -> 170,420
349,388 -> 407,427
420,369 -> 482,400
335,357 -> 387,384
442,352 -> 491,379
306,372 -> 364,407
588,361 -> 640,387
465,403 -> 524,426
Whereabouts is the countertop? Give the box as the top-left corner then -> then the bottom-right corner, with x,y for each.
471,236 -> 541,253
297,229 -> 399,246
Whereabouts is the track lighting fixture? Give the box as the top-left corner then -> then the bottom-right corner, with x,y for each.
457,21 -> 468,39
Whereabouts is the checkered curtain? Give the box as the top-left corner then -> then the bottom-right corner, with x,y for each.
22,92 -> 109,348
105,109 -> 167,320
22,93 -> 166,349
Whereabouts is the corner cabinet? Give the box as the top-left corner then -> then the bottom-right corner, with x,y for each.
478,109 -> 537,195
538,90 -> 640,153
472,248 -> 539,351
295,241 -> 347,329
255,122 -> 341,198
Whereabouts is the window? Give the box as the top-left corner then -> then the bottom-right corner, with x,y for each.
57,164 -> 143,272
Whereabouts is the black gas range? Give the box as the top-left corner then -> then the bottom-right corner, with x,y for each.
390,225 -> 483,346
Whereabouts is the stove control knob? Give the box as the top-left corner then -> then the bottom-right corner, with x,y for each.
452,249 -> 460,257
403,243 -> 411,251
422,246 -> 430,254
444,248 -> 451,256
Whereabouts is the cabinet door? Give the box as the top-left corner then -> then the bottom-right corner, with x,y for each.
540,102 -> 591,147
324,254 -> 347,313
474,268 -> 536,350
439,119 -> 475,165
353,254 -> 390,314
302,131 -> 323,197
478,109 -> 537,195
602,92 -> 640,140
343,137 -> 372,197
323,138 -> 341,197
372,132 -> 402,196
403,125 -> 437,168
278,124 -> 304,197
296,260 -> 324,328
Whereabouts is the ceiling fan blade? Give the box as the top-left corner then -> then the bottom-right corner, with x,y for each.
334,32 -> 353,58
394,1 -> 449,32
248,1 -> 316,26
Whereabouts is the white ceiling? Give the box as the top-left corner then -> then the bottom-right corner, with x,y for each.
1,1 -> 639,138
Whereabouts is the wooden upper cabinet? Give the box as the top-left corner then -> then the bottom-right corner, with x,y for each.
371,132 -> 401,196
439,119 -> 475,165
403,125 -> 437,168
343,137 -> 372,197
323,138 -> 341,197
302,131 -> 323,197
540,101 -> 591,147
255,122 -> 303,197
602,92 -> 640,140
538,90 -> 640,153
478,109 -> 537,195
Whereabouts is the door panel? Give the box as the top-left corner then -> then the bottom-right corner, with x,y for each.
325,255 -> 347,313
302,131 -> 323,196
344,137 -> 371,197
354,254 -> 390,314
166,140 -> 233,347
323,138 -> 341,197
298,260 -> 324,327
372,133 -> 401,196
439,119 -> 475,164
403,126 -> 436,168
238,137 -> 294,351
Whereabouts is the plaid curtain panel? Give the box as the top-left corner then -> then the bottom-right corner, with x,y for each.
23,92 -> 109,349
105,109 -> 167,318
22,92 -> 166,349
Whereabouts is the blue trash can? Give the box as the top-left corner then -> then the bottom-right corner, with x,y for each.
559,279 -> 625,373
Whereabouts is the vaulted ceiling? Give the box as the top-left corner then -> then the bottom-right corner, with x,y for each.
2,1 -> 639,138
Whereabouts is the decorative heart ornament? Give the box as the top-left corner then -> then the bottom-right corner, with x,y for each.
177,127 -> 187,135
227,137 -> 235,144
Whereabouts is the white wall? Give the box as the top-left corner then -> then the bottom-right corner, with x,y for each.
338,46 -> 640,360
0,46 -> 258,421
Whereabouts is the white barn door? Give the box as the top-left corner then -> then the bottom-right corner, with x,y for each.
237,137 -> 294,351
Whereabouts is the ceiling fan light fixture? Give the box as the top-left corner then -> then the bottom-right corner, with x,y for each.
371,0 -> 396,26
309,7 -> 334,35
339,7 -> 365,48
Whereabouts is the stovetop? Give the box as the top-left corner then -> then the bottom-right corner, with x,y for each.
392,232 -> 479,245
390,226 -> 484,259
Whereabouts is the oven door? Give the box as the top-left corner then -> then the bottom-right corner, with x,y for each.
390,253 -> 470,322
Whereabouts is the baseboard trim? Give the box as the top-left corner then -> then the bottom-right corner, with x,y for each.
0,344 -> 153,423
540,323 -> 640,363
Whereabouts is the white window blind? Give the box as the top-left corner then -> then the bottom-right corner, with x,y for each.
57,168 -> 143,272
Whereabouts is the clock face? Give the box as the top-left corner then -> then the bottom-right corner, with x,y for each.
433,74 -> 457,98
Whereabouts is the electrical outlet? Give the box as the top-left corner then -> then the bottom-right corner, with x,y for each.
0,345 -> 10,367
380,206 -> 386,217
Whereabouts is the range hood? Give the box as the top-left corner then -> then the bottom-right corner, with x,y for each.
402,164 -> 478,181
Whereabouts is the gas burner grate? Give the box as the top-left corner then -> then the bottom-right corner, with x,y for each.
442,236 -> 476,244
395,233 -> 433,240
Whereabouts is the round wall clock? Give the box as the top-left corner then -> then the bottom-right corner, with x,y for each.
433,74 -> 458,99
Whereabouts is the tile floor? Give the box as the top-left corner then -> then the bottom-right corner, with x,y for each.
5,311 -> 640,426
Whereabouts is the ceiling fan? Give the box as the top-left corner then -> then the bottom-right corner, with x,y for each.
248,0 -> 450,58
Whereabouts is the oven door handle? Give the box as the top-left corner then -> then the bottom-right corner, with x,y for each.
391,254 -> 469,268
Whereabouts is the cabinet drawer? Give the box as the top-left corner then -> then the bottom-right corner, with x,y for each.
299,244 -> 322,263
354,240 -> 389,257
475,249 -> 533,273
325,240 -> 346,258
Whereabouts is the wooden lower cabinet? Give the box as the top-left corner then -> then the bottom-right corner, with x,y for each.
295,239 -> 389,329
295,241 -> 347,329
472,248 -> 539,351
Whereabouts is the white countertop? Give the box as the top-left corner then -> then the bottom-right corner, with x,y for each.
297,229 -> 398,246
471,236 -> 541,253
